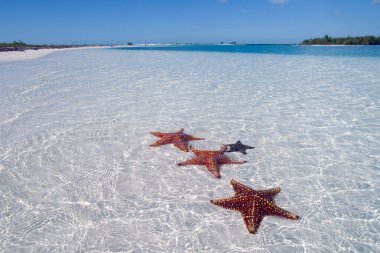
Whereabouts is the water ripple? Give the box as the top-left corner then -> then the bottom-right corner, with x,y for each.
0,49 -> 379,252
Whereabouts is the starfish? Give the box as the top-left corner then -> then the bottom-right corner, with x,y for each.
210,179 -> 300,234
225,140 -> 254,155
149,128 -> 204,152
177,145 -> 247,178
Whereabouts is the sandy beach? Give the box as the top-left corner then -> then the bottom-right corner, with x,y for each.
0,46 -> 111,62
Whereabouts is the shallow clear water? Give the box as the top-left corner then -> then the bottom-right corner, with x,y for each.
0,48 -> 379,252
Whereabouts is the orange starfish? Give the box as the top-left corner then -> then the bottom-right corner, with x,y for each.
177,146 -> 247,178
210,180 -> 300,234
149,128 -> 204,152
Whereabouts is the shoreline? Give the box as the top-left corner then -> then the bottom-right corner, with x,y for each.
0,46 -> 112,62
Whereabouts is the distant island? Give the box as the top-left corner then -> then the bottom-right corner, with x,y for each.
301,35 -> 380,45
0,41 -> 92,52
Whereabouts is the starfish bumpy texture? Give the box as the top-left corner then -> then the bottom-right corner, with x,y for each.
225,140 -> 254,155
149,128 -> 204,152
177,145 -> 247,178
210,179 -> 300,234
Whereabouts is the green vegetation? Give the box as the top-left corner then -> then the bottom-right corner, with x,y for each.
301,35 -> 380,45
0,41 -> 88,52
0,40 -> 28,47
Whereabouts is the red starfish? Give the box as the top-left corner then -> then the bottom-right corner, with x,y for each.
210,180 -> 300,234
177,146 -> 247,178
149,128 -> 204,152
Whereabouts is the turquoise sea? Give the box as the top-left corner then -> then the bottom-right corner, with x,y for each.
115,44 -> 380,57
0,45 -> 379,252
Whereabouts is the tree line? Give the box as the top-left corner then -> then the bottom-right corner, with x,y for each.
0,40 -> 28,47
0,41 -> 89,51
301,35 -> 380,45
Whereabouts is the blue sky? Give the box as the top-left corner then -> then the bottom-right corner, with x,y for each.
1,0 -> 380,44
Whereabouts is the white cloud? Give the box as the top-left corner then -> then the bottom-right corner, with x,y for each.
269,0 -> 288,4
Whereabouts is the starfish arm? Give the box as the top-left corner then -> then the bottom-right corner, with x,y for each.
230,180 -> 281,200
187,136 -> 204,141
241,150 -> 248,155
190,148 -> 204,156
215,194 -> 263,234
210,196 -> 250,211
245,145 -> 255,149
150,131 -> 165,138
177,157 -> 202,166
219,156 -> 247,165
256,187 -> 281,201
173,141 -> 189,152
265,202 -> 300,220
243,205 -> 263,234
259,187 -> 281,195
206,160 -> 221,178
230,179 -> 255,196
149,137 -> 172,147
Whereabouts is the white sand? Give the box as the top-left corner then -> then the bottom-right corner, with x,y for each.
0,46 -> 111,62
0,48 -> 64,62
0,48 -> 379,252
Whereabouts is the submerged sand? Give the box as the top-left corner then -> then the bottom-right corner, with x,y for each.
0,48 -> 379,252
